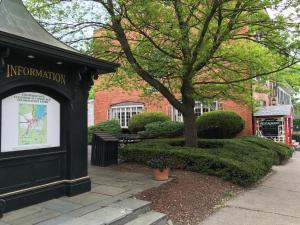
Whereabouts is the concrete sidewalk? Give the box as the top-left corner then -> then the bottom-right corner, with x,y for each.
0,162 -> 169,225
200,152 -> 300,225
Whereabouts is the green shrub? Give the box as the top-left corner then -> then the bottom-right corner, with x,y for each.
146,156 -> 173,170
197,110 -> 244,139
240,136 -> 293,164
120,137 -> 292,186
294,119 -> 300,127
128,112 -> 170,133
293,133 -> 300,142
138,121 -> 184,138
88,127 -> 94,144
294,119 -> 300,142
88,120 -> 121,144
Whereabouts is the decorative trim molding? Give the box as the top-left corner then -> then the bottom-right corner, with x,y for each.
0,176 -> 90,198
0,47 -> 10,72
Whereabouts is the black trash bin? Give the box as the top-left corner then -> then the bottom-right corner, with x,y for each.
91,132 -> 119,167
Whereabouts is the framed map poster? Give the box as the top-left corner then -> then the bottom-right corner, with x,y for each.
1,92 -> 60,152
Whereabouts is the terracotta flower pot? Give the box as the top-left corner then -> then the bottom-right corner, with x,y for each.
153,168 -> 170,181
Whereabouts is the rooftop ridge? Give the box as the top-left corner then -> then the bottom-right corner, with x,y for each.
0,0 -> 77,52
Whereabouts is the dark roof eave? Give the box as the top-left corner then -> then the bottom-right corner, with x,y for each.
254,114 -> 286,117
0,31 -> 119,73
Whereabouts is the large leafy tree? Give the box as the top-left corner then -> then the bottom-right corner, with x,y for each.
25,0 -> 300,147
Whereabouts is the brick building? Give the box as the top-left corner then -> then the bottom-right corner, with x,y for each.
90,8 -> 296,140
91,79 -> 294,139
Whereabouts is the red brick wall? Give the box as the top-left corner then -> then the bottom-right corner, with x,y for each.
253,92 -> 270,106
94,87 -> 169,124
94,86 -> 254,136
222,100 -> 253,135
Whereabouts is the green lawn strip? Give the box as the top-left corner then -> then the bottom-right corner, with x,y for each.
120,137 -> 292,186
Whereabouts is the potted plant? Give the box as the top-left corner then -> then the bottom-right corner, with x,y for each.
147,156 -> 172,181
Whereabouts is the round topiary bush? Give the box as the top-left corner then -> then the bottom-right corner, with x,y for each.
88,120 -> 121,144
128,112 -> 170,133
196,110 -> 244,139
138,121 -> 184,138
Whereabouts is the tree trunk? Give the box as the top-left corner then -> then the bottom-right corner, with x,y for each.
183,107 -> 198,147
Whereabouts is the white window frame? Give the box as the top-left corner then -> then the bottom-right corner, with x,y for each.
277,86 -> 292,105
108,103 -> 144,128
170,101 -> 221,122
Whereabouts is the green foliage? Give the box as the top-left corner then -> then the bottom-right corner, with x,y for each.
128,112 -> 170,133
138,121 -> 184,138
120,137 -> 293,186
196,111 -> 244,139
223,191 -> 235,198
294,119 -> 300,127
294,100 -> 300,119
24,0 -> 300,103
293,119 -> 300,142
293,134 -> 300,142
240,136 -> 293,163
271,65 -> 300,93
24,0 -> 105,50
88,120 -> 121,144
25,0 -> 300,147
146,156 -> 173,171
88,87 -> 95,100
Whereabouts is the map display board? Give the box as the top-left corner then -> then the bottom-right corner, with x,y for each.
1,92 -> 60,152
19,104 -> 47,145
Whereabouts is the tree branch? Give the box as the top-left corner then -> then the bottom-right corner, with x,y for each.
195,60 -> 299,85
105,0 -> 184,112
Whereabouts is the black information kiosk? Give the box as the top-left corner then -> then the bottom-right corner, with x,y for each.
0,0 -> 118,213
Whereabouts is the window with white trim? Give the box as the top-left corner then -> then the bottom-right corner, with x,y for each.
108,102 -> 144,128
277,87 -> 291,105
170,101 -> 221,122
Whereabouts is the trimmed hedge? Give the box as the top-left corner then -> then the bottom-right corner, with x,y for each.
294,119 -> 300,142
128,112 -> 170,133
138,121 -> 184,138
88,120 -> 121,144
240,136 -> 292,164
120,137 -> 293,186
294,119 -> 300,127
293,133 -> 300,142
197,110 -> 244,139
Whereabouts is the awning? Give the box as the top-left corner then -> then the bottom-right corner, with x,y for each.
254,105 -> 293,117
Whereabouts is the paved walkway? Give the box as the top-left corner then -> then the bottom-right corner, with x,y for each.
200,152 -> 300,225
0,162 -> 168,225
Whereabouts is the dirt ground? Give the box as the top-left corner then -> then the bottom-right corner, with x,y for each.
115,163 -> 243,225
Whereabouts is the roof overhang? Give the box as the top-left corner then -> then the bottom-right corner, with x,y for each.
0,0 -> 119,74
254,105 -> 294,117
0,31 -> 119,74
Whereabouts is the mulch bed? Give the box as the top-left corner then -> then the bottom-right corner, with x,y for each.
114,163 -> 244,225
